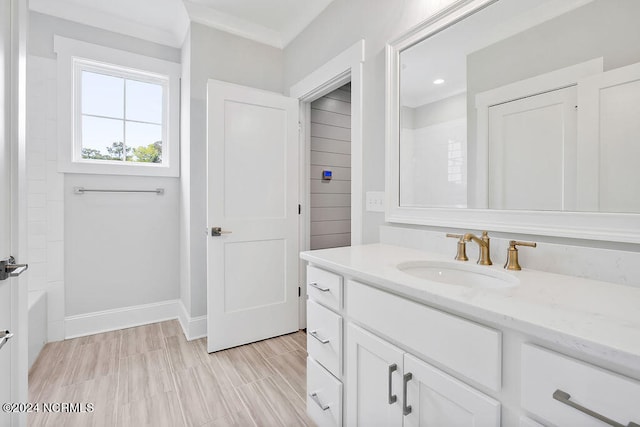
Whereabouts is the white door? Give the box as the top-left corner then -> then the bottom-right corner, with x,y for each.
403,354 -> 500,427
488,86 -> 577,211
2,1 -> 28,425
346,324 -> 404,427
577,61 -> 640,213
206,80 -> 299,352
1,2 -> 14,424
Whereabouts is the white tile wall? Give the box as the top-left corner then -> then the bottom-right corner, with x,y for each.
26,55 -> 64,341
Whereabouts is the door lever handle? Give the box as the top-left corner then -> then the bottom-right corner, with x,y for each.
211,227 -> 232,237
0,330 -> 14,350
0,256 -> 28,281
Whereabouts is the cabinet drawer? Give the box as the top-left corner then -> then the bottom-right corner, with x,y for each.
307,265 -> 343,310
522,344 -> 640,427
347,280 -> 501,391
307,357 -> 342,427
307,299 -> 342,377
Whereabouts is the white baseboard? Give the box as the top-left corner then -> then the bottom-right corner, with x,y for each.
65,299 -> 180,339
64,299 -> 208,341
178,300 -> 207,341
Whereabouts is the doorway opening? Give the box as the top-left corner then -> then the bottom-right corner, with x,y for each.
308,83 -> 352,250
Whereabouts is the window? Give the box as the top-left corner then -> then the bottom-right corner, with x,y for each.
77,61 -> 167,165
55,36 -> 180,176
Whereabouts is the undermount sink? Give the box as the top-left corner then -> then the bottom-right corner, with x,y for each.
397,260 -> 519,289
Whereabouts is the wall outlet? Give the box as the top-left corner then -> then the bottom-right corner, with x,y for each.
366,191 -> 385,212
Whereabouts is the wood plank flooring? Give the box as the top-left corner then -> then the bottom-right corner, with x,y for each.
28,321 -> 314,426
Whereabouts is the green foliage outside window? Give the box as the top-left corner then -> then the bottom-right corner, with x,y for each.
81,141 -> 162,163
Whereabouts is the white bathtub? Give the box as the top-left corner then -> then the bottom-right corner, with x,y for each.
28,290 -> 47,370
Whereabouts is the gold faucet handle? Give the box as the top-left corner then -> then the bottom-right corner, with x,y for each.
512,240 -> 537,248
504,240 -> 537,270
446,233 -> 468,261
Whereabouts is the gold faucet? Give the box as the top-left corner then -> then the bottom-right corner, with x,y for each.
504,240 -> 537,270
446,233 -> 469,261
463,231 -> 492,265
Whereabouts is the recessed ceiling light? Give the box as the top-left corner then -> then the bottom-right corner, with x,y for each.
433,78 -> 445,85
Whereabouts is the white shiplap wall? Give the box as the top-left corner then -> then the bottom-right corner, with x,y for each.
310,84 -> 351,250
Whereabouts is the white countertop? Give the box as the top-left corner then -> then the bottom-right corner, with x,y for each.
301,243 -> 640,372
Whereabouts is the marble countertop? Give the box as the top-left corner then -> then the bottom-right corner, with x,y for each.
300,243 -> 640,372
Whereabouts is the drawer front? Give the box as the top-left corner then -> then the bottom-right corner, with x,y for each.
307,357 -> 342,427
307,299 -> 342,377
522,344 -> 640,427
307,265 -> 343,310
347,280 -> 502,391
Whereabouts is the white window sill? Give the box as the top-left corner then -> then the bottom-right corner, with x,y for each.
59,159 -> 179,177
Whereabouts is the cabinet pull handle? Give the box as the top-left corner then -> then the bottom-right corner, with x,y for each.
388,364 -> 397,404
402,372 -> 412,415
309,330 -> 330,344
309,282 -> 330,292
553,389 -> 640,427
309,392 -> 330,411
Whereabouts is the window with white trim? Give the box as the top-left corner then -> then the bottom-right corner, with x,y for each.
55,36 -> 180,177
76,60 -> 168,165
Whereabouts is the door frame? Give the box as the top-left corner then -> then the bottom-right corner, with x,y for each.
8,0 -> 29,423
289,40 -> 365,329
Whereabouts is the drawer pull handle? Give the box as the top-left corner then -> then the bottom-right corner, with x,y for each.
309,282 -> 330,292
388,363 -> 397,404
402,372 -> 412,416
309,392 -> 330,411
553,389 -> 640,427
309,330 -> 330,344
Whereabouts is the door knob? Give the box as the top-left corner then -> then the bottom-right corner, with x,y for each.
211,227 -> 232,237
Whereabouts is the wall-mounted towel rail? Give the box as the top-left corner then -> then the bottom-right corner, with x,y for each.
74,187 -> 165,195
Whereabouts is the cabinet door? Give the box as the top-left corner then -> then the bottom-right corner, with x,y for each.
346,324 -> 404,427
403,354 -> 500,427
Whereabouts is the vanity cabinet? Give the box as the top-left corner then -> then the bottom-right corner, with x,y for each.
306,265 -> 344,427
303,249 -> 640,427
347,323 -> 500,426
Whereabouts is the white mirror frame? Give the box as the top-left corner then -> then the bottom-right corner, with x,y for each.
385,0 -> 640,244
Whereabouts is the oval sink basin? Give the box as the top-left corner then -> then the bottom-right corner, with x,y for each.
397,260 -> 519,288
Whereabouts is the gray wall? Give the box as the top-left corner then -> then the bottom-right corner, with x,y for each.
310,84 -> 352,250
284,0 -> 459,243
29,11 -> 180,62
27,12 -> 181,335
184,23 -> 284,317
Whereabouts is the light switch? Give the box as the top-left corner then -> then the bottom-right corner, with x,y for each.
366,191 -> 385,212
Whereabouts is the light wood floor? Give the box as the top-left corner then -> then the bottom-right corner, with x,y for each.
28,320 -> 315,426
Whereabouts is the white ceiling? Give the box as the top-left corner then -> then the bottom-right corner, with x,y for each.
29,0 -> 335,49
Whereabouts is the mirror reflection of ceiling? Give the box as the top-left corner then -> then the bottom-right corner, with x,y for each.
400,0 -> 595,108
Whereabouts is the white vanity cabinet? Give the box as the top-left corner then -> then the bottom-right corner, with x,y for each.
347,323 -> 501,427
306,265 -> 345,427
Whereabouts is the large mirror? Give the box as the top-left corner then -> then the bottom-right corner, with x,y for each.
386,0 -> 640,242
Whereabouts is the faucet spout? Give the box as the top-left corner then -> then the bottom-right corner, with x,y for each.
463,233 -> 486,247
463,231 -> 492,265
